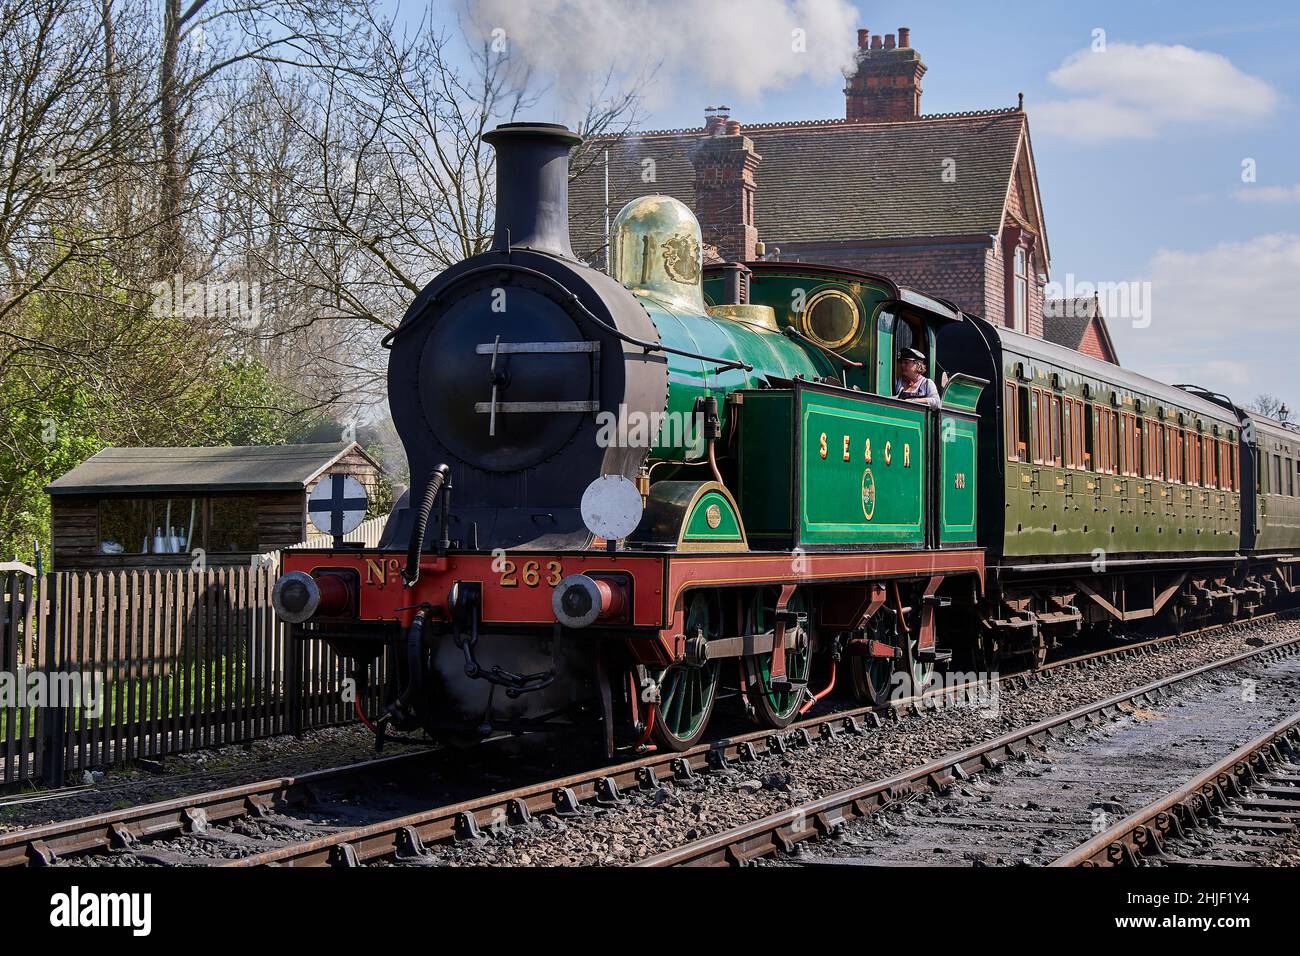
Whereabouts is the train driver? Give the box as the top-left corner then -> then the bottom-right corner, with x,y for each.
895,347 -> 942,409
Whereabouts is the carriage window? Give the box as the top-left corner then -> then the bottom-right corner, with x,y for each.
1097,409 -> 1107,474
1016,386 -> 1030,462
1118,415 -> 1127,475
1069,400 -> 1081,468
1005,383 -> 1019,462
1030,390 -> 1042,464
1063,402 -> 1074,468
1050,396 -> 1063,466
1097,409 -> 1111,475
1204,438 -> 1218,489
1120,413 -> 1134,477
1121,415 -> 1129,476
1133,417 -> 1144,478
1084,405 -> 1095,470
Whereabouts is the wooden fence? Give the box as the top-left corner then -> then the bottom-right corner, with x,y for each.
0,563 -> 388,788
291,514 -> 388,551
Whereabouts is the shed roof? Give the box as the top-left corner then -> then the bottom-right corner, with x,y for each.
46,442 -> 376,496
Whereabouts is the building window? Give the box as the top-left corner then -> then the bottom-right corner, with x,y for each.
97,495 -> 259,555
1013,246 -> 1028,333
98,497 -> 201,555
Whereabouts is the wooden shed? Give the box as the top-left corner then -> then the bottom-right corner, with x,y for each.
45,442 -> 382,570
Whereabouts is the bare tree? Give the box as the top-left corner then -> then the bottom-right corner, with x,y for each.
205,7 -> 648,410
0,0 -> 160,333
1249,395 -> 1291,423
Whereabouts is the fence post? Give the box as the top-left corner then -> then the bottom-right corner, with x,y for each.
39,573 -> 67,785
285,616 -> 302,736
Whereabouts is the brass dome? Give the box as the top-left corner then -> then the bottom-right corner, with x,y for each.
610,195 -> 706,314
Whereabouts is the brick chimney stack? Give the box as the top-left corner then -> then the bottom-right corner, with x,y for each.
692,112 -> 762,262
844,26 -> 926,122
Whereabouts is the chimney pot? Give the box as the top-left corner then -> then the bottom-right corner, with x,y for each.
845,28 -> 926,122
725,119 -> 741,135
857,28 -> 869,49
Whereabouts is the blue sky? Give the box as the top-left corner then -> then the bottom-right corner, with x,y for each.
455,0 -> 1300,413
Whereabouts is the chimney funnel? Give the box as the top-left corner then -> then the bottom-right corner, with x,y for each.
898,27 -> 910,47
884,33 -> 896,50
725,119 -> 741,135
857,28 -> 869,49
482,122 -> 581,258
871,34 -> 883,49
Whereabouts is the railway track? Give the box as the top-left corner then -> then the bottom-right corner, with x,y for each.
635,635 -> 1300,866
0,748 -> 443,868
1054,711 -> 1300,867
0,612 -> 1289,867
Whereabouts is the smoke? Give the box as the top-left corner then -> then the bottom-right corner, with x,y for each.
462,0 -> 859,114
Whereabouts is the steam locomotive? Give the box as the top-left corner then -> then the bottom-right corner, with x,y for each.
272,121 -> 1300,754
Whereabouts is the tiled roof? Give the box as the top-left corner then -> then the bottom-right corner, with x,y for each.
1043,296 -> 1100,350
1043,296 -> 1119,363
46,442 -> 372,495
569,109 -> 1027,262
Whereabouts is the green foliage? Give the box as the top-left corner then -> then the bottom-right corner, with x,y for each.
0,378 -> 101,566
0,290 -> 320,564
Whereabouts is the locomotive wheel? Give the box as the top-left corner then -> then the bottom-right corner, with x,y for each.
651,593 -> 721,752
908,630 -> 935,693
848,610 -> 896,707
743,588 -> 812,728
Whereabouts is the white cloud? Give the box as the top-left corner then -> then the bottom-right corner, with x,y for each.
1036,42 -> 1282,143
1235,184 -> 1300,203
463,0 -> 859,115
1112,234 -> 1300,407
